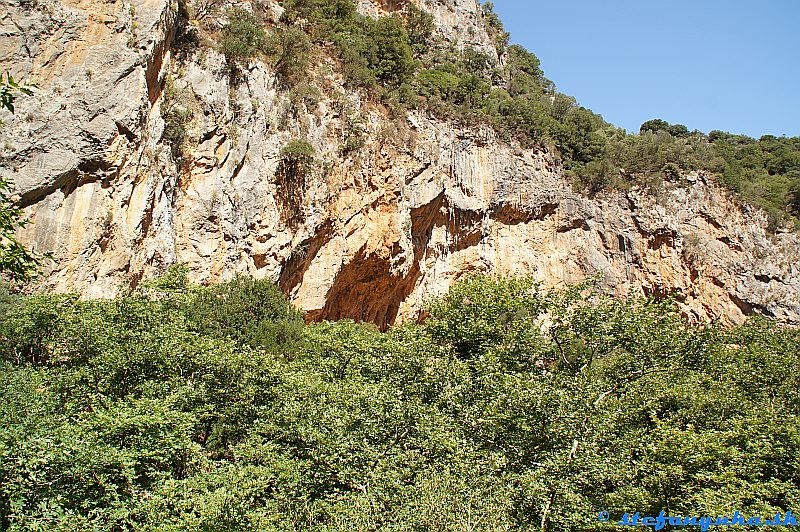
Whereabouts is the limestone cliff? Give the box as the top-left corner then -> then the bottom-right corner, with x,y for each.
1,0 -> 798,327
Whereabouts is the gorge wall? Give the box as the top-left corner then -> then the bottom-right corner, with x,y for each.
1,0 -> 799,327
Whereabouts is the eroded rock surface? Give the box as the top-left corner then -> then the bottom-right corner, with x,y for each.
2,0 -> 798,326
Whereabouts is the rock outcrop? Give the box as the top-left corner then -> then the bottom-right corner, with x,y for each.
1,0 -> 798,326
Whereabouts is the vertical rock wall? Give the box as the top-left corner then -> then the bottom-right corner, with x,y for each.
1,0 -> 798,326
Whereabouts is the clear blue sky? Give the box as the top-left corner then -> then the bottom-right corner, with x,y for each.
490,0 -> 800,138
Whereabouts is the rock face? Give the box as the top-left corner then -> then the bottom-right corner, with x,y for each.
1,0 -> 799,326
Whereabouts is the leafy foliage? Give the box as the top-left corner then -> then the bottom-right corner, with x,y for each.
279,139 -> 316,172
0,179 -> 42,283
218,7 -> 265,68
280,0 -> 421,96
403,4 -> 435,56
0,73 -> 32,124
709,132 -> 800,228
182,274 -> 305,355
640,118 -> 692,138
482,2 -> 510,55
270,26 -> 313,87
368,16 -> 416,89
0,272 -> 797,529
0,74 -> 46,283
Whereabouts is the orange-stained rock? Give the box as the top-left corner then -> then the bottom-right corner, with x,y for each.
2,0 -> 798,326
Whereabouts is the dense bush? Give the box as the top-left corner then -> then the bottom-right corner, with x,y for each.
709,132 -> 800,228
482,2 -> 510,55
368,16 -> 416,89
0,272 -> 798,529
640,118 -> 692,138
281,0 -> 422,97
218,7 -> 265,68
279,139 -> 316,173
182,274 -> 306,355
404,4 -> 435,55
270,26 -> 313,87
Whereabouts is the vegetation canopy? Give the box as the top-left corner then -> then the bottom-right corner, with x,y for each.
0,270 -> 797,530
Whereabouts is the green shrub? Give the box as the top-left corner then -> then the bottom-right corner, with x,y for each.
640,118 -> 692,138
482,2 -> 509,55
576,158 -> 618,194
0,179 -> 44,284
0,283 -> 18,317
270,26 -> 313,87
282,0 -> 416,91
287,81 -> 322,109
416,69 -> 461,102
403,4 -> 435,55
639,118 -> 672,135
280,138 -> 316,161
712,133 -> 800,227
0,75 -> 44,283
182,275 -> 306,355
370,16 -> 416,88
219,7 -> 265,68
0,272 -> 798,529
340,120 -> 366,156
425,274 -> 546,362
